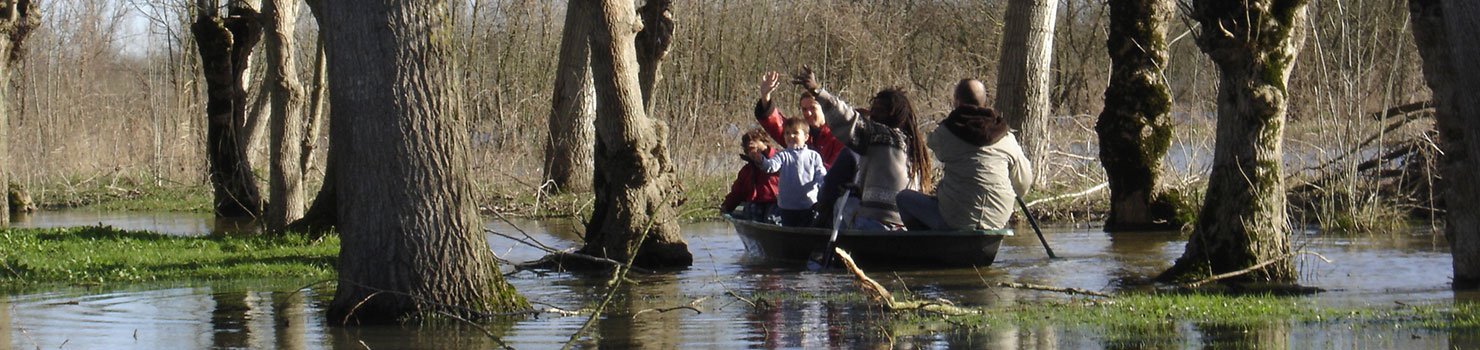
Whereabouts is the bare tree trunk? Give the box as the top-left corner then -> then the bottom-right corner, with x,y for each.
1431,0 -> 1480,289
319,0 -> 527,323
580,0 -> 692,268
634,0 -> 672,113
287,1 -> 332,234
0,0 -> 32,225
1159,0 -> 1309,283
193,1 -> 264,218
544,0 -> 596,194
1096,0 -> 1177,232
995,0 -> 1057,183
262,0 -> 305,232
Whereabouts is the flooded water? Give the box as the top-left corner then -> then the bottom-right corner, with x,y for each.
2,210 -> 1471,349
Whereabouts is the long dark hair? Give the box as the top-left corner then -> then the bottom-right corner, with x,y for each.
870,88 -> 934,193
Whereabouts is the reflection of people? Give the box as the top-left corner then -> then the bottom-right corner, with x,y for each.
898,79 -> 1032,230
721,128 -> 781,224
793,67 -> 933,230
757,118 -> 828,227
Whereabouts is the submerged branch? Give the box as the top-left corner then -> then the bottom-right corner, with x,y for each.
835,248 -> 979,316
1181,250 -> 1333,289
632,296 -> 710,319
995,282 -> 1113,298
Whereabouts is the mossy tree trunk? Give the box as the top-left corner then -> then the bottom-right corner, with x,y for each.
995,0 -> 1057,183
1423,0 -> 1480,289
192,0 -> 264,219
544,0 -> 597,194
1158,0 -> 1309,283
319,0 -> 527,323
1097,0 -> 1177,232
580,0 -> 692,269
262,0 -> 306,232
0,0 -> 36,225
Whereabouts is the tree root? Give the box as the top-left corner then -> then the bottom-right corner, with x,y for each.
834,248 -> 980,316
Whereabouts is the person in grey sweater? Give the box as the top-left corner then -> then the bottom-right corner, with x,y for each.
792,67 -> 933,230
897,79 -> 1033,230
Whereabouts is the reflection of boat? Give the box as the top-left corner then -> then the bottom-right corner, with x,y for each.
724,214 -> 1013,267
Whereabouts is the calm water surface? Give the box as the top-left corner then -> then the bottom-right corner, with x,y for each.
2,210 -> 1471,349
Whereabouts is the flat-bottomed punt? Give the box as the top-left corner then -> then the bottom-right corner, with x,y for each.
725,214 -> 1013,267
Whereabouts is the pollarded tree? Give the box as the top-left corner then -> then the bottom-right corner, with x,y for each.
1158,0 -> 1310,283
1096,0 -> 1178,232
192,0 -> 264,218
0,0 -> 37,225
318,0 -> 527,323
579,0 -> 692,268
995,0 -> 1057,183
544,0 -> 597,194
1419,0 -> 1480,288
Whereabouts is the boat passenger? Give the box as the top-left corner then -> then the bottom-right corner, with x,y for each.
757,117 -> 828,227
721,128 -> 782,224
792,67 -> 933,230
897,79 -> 1033,230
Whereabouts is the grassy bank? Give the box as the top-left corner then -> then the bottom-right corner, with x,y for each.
0,226 -> 337,292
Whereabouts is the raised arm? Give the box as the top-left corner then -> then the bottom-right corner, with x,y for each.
755,72 -> 786,143
791,66 -> 866,149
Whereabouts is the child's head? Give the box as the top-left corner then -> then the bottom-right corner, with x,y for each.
742,128 -> 770,155
782,117 -> 810,149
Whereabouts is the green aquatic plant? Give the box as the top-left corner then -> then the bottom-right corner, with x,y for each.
0,226 -> 338,291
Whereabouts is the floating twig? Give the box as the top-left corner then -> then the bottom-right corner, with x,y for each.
835,248 -> 979,316
631,296 -> 710,319
995,282 -> 1113,298
1182,250 -> 1333,289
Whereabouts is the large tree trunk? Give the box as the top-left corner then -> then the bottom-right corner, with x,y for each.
319,1 -> 527,323
634,0 -> 672,113
1158,0 -> 1309,283
580,0 -> 692,269
995,0 -> 1057,183
544,0 -> 597,194
0,0 -> 34,225
262,0 -> 306,232
1096,0 -> 1177,232
193,2 -> 265,218
1431,0 -> 1480,289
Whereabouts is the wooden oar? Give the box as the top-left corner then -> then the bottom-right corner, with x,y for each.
808,188 -> 852,270
1018,197 -> 1057,258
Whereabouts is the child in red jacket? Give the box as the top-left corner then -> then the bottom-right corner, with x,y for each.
721,128 -> 781,223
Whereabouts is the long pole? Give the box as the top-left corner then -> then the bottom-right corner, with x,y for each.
1018,197 -> 1056,258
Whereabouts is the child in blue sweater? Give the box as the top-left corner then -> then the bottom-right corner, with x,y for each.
754,117 -> 828,226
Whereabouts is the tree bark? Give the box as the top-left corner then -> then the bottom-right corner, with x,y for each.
580,0 -> 692,269
1432,0 -> 1480,289
193,2 -> 265,218
1158,0 -> 1309,283
319,1 -> 527,323
286,1 -> 332,234
544,0 -> 597,194
995,0 -> 1057,184
0,0 -> 35,225
634,0 -> 672,113
1096,0 -> 1178,232
262,0 -> 306,232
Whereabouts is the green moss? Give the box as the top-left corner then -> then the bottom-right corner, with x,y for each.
0,226 -> 338,291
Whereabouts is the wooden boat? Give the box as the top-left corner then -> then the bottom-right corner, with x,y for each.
724,214 -> 1013,267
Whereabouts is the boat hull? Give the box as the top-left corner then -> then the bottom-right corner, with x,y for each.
725,214 -> 1011,267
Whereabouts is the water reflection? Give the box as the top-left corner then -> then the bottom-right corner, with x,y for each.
2,215 -> 1468,349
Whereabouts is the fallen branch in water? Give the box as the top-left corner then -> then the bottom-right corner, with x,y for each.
835,248 -> 979,316
632,296 -> 710,319
995,282 -> 1113,298
1026,183 -> 1107,207
435,310 -> 514,350
485,228 -> 654,274
1181,250 -> 1333,289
